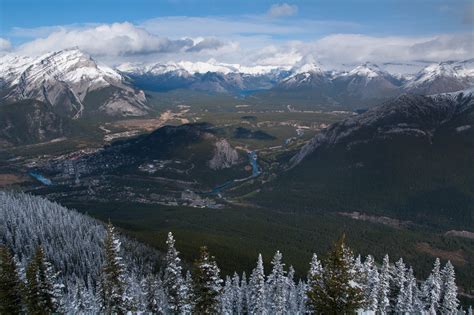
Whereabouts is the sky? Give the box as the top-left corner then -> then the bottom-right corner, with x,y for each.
0,0 -> 473,69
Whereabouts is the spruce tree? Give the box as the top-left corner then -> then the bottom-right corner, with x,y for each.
231,272 -> 242,314
266,250 -> 287,314
98,222 -> 127,314
422,258 -> 442,313
377,254 -> 391,312
306,234 -> 364,314
248,253 -> 266,314
163,232 -> 186,313
25,246 -> 62,314
193,246 -> 223,314
142,274 -> 160,313
440,261 -> 459,314
362,255 -> 379,312
393,258 -> 407,312
0,245 -> 23,314
240,272 -> 249,314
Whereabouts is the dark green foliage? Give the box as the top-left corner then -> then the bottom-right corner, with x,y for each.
25,246 -> 60,315
0,245 -> 23,314
307,234 -> 364,314
98,222 -> 127,314
193,246 -> 223,314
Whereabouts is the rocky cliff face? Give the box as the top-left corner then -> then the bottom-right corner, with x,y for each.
209,139 -> 239,170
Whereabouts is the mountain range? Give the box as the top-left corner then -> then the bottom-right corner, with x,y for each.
118,58 -> 474,106
1,48 -> 473,111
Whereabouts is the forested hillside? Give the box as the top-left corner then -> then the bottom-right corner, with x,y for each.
0,192 -> 465,313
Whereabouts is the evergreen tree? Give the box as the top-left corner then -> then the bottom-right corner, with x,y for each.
142,274 -> 160,313
306,234 -> 364,314
399,267 -> 416,313
221,276 -> 233,314
286,265 -> 298,314
98,222 -> 127,314
393,258 -> 407,313
422,258 -> 442,314
0,245 -> 23,314
362,254 -> 379,311
182,270 -> 195,314
266,250 -> 287,314
306,253 -> 323,313
377,254 -> 391,312
440,261 -> 459,314
231,272 -> 242,314
240,272 -> 249,315
193,246 -> 223,314
163,232 -> 186,313
248,254 -> 266,314
25,246 -> 62,314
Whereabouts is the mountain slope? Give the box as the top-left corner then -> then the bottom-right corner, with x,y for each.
262,92 -> 474,230
0,99 -> 75,147
0,49 -> 149,118
404,60 -> 474,95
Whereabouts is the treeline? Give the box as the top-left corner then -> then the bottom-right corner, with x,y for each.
0,191 -> 469,314
0,225 -> 466,314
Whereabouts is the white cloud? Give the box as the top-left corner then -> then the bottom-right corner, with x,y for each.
267,3 -> 298,18
303,33 -> 474,68
16,22 -> 226,57
0,38 -> 12,51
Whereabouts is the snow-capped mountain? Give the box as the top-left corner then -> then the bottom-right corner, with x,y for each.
0,48 -> 149,118
404,59 -> 474,95
331,62 -> 402,99
118,60 -> 290,93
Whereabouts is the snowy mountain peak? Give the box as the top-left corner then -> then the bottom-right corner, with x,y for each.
117,60 -> 287,76
291,62 -> 323,75
0,48 -> 148,118
348,62 -> 384,78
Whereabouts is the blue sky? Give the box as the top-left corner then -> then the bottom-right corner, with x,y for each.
0,0 -> 472,68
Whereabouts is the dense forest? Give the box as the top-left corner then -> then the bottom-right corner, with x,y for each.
0,192 -> 468,314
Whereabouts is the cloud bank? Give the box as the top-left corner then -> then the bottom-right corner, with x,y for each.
17,22 -> 227,57
4,15 -> 473,71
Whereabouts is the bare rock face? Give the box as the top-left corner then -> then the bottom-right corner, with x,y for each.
209,139 -> 239,170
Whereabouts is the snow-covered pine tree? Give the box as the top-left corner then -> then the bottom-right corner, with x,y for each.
440,261 -> 459,314
221,275 -> 234,314
98,222 -> 128,314
182,270 -> 195,314
306,234 -> 364,314
193,246 -> 223,314
377,254 -> 391,312
399,267 -> 415,313
286,265 -> 298,314
422,258 -> 442,314
248,254 -> 266,314
25,246 -> 63,314
240,271 -> 249,315
393,258 -> 407,313
306,253 -> 322,313
362,254 -> 379,312
295,280 -> 307,314
69,279 -> 96,313
0,245 -> 23,314
231,272 -> 242,314
142,274 -> 160,313
266,250 -> 287,314
163,232 -> 186,313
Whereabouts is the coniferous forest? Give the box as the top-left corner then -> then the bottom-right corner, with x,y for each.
0,191 -> 468,314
